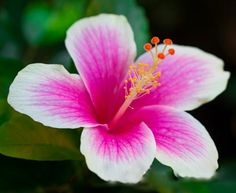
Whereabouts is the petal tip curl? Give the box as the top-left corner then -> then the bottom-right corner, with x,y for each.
171,45 -> 230,109
80,123 -> 156,183
152,106 -> 219,179
65,13 -> 137,59
8,63 -> 98,129
134,44 -> 230,111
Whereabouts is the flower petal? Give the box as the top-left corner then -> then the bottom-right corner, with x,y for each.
80,123 -> 156,183
129,105 -> 218,179
134,45 -> 230,110
8,63 -> 98,128
65,14 -> 136,122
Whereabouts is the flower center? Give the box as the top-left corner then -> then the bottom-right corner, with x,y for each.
109,36 -> 175,127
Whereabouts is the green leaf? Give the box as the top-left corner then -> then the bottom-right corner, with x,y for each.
146,160 -> 236,193
23,0 -> 87,46
0,58 -> 23,98
0,100 -> 12,125
87,0 -> 150,55
0,112 -> 83,161
176,161 -> 236,193
145,160 -> 177,193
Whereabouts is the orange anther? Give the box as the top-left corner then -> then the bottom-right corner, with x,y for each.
146,89 -> 150,94
163,38 -> 173,45
151,36 -> 160,44
157,53 -> 165,59
144,43 -> 152,51
168,48 -> 175,55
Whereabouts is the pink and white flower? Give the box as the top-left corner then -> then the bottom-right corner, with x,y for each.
8,14 -> 230,183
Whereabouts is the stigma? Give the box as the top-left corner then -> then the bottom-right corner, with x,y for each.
123,36 -> 175,100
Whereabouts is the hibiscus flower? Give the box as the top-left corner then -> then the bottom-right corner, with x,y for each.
8,14 -> 230,183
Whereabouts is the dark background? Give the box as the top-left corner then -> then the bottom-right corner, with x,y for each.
0,0 -> 236,193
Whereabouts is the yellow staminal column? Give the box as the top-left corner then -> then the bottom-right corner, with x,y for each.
110,36 -> 175,128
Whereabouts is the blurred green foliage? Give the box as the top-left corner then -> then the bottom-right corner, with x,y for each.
23,0 -> 87,46
0,58 -> 23,98
0,0 -> 236,193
